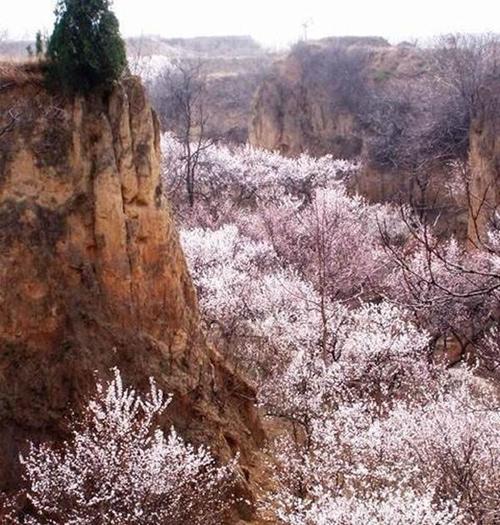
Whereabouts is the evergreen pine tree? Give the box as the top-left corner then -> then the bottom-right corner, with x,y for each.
47,0 -> 127,93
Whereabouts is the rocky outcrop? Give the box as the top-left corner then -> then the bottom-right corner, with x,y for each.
249,48 -> 361,157
0,68 -> 264,521
249,38 -> 419,157
248,39 -> 469,236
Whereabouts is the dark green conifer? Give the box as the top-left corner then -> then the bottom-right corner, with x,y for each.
47,0 -> 127,93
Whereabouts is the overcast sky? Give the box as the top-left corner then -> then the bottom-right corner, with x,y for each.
4,0 -> 500,48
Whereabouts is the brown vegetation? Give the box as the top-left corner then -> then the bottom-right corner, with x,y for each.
0,61 -> 45,89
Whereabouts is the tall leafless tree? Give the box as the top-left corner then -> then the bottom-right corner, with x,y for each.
431,34 -> 500,247
431,34 -> 500,115
152,61 -> 213,207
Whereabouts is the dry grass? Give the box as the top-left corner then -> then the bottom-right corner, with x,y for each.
0,60 -> 45,90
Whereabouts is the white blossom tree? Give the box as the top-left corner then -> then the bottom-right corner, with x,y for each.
7,369 -> 234,525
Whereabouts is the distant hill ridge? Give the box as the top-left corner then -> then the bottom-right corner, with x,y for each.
1,34 -> 265,60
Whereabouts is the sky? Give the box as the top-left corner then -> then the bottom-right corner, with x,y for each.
3,0 -> 500,49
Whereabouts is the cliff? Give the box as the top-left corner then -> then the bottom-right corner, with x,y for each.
0,64 -> 264,521
249,38 -> 419,157
248,40 -> 470,236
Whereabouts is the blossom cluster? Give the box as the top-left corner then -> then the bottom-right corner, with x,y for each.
6,370 -> 233,525
170,134 -> 500,523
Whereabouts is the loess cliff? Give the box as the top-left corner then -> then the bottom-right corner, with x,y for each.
250,38 -> 500,238
250,41 -> 440,191
0,64 -> 264,522
249,37 -> 418,158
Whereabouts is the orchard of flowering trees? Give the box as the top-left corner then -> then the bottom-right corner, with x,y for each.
162,133 -> 500,523
3,132 -> 498,524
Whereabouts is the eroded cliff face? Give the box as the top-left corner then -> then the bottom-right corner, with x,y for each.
0,70 -> 264,521
249,39 -> 421,157
249,50 -> 362,158
249,40 -> 469,236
